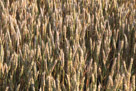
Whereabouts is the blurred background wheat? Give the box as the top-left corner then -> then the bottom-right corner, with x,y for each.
0,0 -> 136,90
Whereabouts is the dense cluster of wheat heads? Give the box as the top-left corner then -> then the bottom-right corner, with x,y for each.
0,0 -> 136,90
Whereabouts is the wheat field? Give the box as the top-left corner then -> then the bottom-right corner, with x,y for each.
0,0 -> 136,91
